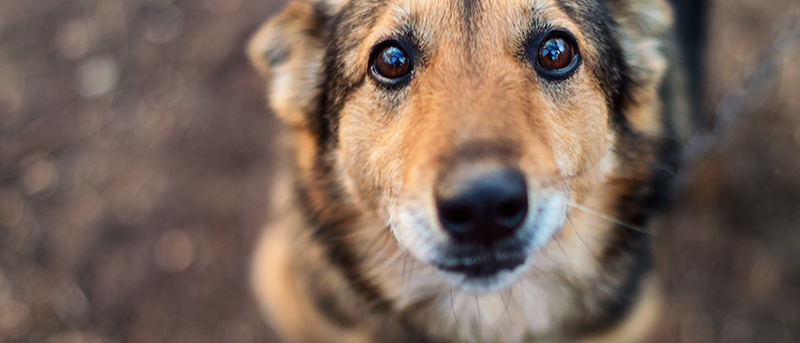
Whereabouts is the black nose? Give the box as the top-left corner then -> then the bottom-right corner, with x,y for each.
435,166 -> 528,246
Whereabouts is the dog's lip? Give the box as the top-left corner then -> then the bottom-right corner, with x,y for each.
432,251 -> 527,278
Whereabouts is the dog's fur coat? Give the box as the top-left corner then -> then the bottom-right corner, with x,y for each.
247,0 -> 704,342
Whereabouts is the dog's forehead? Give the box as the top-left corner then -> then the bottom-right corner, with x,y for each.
363,0 -> 577,38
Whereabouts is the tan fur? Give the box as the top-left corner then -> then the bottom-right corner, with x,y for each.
252,218 -> 373,343
607,0 -> 674,135
580,277 -> 662,343
249,0 -> 683,341
247,1 -> 325,129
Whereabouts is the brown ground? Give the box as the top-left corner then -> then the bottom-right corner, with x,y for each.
0,1 -> 799,342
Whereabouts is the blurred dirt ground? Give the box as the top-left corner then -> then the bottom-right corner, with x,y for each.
0,0 -> 799,342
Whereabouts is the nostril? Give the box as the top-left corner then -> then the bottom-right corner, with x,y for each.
497,199 -> 525,219
496,198 -> 527,227
443,205 -> 472,225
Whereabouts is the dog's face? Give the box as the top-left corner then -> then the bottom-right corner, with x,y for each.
337,0 -> 615,292
251,0 -> 674,332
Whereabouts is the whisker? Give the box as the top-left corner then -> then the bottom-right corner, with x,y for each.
338,228 -> 385,241
450,288 -> 465,340
474,295 -> 482,342
367,247 -> 405,276
498,288 -> 513,325
566,216 -> 638,304
402,254 -> 410,284
565,214 -> 607,273
566,201 -> 647,234
361,232 -> 394,271
555,238 -> 578,276
517,280 -> 525,319
356,229 -> 389,264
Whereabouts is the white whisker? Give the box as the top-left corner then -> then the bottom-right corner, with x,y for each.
362,233 -> 394,271
566,201 -> 647,234
450,289 -> 464,339
367,246 -> 406,275
566,214 -> 605,269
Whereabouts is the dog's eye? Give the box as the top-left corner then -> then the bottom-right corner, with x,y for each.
529,32 -> 581,80
538,36 -> 576,71
372,44 -> 410,80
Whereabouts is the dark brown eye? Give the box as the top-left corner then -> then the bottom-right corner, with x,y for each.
538,36 -> 575,70
372,45 -> 410,80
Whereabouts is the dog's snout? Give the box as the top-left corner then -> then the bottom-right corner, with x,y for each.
435,166 -> 528,246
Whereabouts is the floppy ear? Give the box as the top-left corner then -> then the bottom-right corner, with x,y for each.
248,1 -> 330,129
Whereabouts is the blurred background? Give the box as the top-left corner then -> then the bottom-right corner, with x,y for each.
0,0 -> 798,342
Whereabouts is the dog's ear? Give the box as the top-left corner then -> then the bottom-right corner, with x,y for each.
248,1 -> 332,129
605,0 -> 680,135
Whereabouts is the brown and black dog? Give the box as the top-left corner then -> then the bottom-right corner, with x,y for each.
248,0 -> 704,342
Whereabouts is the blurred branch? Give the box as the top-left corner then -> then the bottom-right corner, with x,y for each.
676,14 -> 800,192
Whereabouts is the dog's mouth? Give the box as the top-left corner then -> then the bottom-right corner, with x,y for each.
433,246 -> 527,279
428,237 -> 533,291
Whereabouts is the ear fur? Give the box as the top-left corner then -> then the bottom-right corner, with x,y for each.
248,1 -> 330,129
606,0 -> 679,135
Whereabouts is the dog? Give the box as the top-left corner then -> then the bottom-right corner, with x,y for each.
247,0 -> 703,342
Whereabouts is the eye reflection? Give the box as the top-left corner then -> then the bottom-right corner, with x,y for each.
538,36 -> 574,70
373,45 -> 410,80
